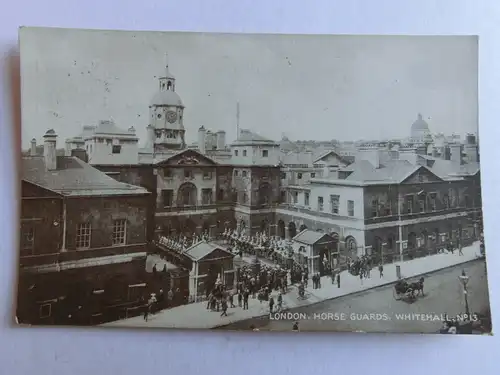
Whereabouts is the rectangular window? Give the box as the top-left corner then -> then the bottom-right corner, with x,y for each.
297,173 -> 303,179
184,170 -> 192,179
330,194 -> 340,214
281,172 -> 286,179
405,195 -> 414,214
280,191 -> 286,203
242,170 -> 247,177
464,195 -> 470,208
234,170 -> 239,177
429,193 -> 437,211
304,192 -> 310,206
347,200 -> 355,217
418,198 -> 426,213
76,222 -> 91,249
310,173 -> 316,178
262,150 -> 269,157
112,219 -> 127,246
203,171 -> 212,180
164,169 -> 173,178
202,188 -> 213,205
162,189 -> 173,207
371,199 -> 378,218
243,150 -> 247,156
39,303 -> 51,319
293,191 -> 298,204
21,225 -> 35,254
112,145 -> 122,154
234,150 -> 239,156
318,196 -> 324,212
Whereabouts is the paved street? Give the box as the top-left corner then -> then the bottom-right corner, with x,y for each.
219,260 -> 490,333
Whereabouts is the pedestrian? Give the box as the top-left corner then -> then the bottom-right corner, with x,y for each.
331,270 -> 336,284
277,292 -> 283,312
360,272 -> 363,285
143,304 -> 149,322
336,273 -> 340,288
317,273 -> 321,289
243,289 -> 249,310
229,293 -> 235,308
269,295 -> 275,313
238,291 -> 243,307
220,298 -> 228,317
206,292 -> 212,310
378,264 -> 384,278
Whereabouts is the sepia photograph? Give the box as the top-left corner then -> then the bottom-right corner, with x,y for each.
17,27 -> 491,334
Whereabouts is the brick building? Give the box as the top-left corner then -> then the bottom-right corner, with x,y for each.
18,129 -> 151,325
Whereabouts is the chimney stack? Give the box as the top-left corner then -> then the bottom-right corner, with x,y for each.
198,126 -> 206,154
71,148 -> 88,163
450,144 -> 463,165
43,129 -> 58,171
30,138 -> 37,156
216,130 -> 226,150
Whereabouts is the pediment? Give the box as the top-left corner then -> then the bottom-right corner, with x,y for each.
199,248 -> 234,262
156,149 -> 218,167
401,167 -> 443,184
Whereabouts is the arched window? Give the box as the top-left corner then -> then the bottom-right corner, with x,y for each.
167,81 -> 172,90
288,222 -> 297,238
345,236 -> 357,254
177,182 -> 197,206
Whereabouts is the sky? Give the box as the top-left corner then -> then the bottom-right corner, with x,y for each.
20,28 -> 478,149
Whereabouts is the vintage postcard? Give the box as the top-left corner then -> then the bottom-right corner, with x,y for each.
17,28 -> 491,334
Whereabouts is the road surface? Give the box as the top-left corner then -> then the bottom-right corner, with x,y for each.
217,260 -> 491,333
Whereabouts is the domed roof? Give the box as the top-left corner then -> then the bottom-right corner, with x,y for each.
150,90 -> 184,107
411,113 -> 430,132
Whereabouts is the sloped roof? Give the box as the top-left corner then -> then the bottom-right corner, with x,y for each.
281,151 -> 313,166
343,159 -> 438,183
312,149 -> 350,164
231,129 -> 278,146
183,241 -> 233,261
293,230 -> 334,245
22,156 -> 149,197
417,156 -> 480,180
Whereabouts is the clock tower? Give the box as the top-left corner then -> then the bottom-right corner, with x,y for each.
149,55 -> 186,152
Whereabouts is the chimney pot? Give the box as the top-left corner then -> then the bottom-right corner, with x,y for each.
43,129 -> 58,170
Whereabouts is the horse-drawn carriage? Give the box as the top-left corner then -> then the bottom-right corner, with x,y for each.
393,277 -> 425,302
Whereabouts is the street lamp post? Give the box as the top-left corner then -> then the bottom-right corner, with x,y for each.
458,269 -> 470,316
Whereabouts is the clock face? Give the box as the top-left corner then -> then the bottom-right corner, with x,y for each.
166,111 -> 177,123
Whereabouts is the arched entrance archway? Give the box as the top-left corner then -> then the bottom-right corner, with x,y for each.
183,219 -> 197,237
277,220 -> 286,239
345,236 -> 357,259
288,222 -> 297,239
177,182 -> 197,206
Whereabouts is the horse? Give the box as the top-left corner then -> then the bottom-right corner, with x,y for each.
408,277 -> 425,296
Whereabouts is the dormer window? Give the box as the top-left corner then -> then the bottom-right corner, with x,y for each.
112,145 -> 122,154
262,150 -> 269,157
